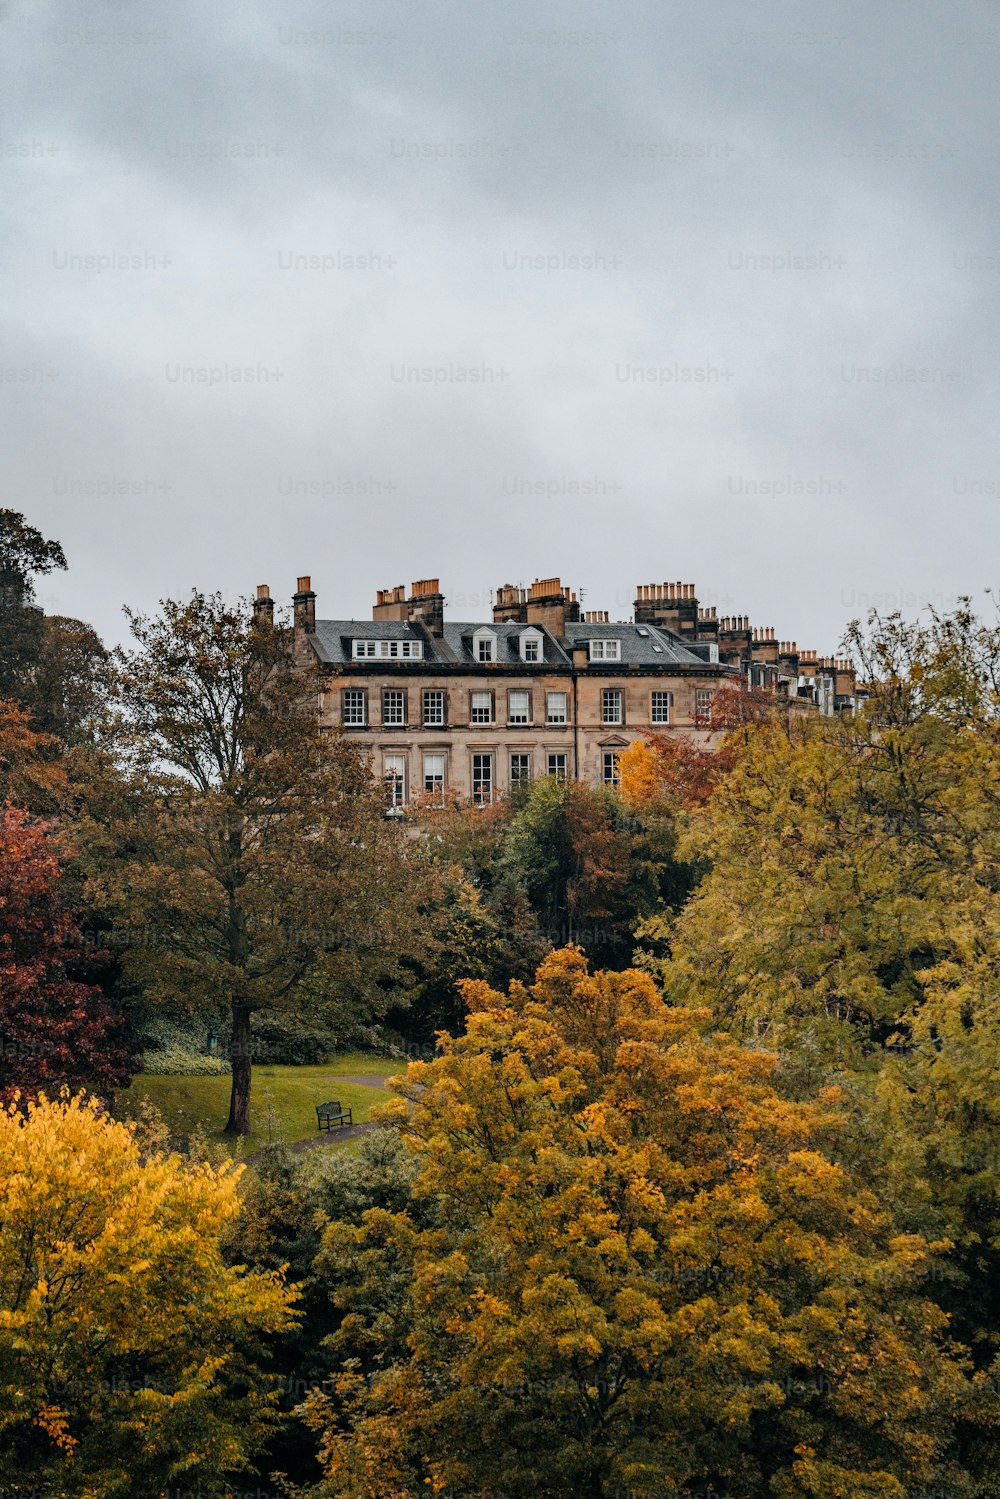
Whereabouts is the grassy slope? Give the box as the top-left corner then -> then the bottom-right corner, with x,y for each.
123,1053 -> 407,1154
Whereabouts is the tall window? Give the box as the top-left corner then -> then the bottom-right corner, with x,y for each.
342,688 -> 366,726
510,752 -> 531,787
589,639 -> 621,661
603,750 -> 621,788
547,753 -> 568,781
382,689 -> 406,726
651,690 -> 671,724
383,753 -> 406,808
423,753 -> 445,805
508,689 -> 530,725
546,691 -> 567,725
695,689 -> 714,726
472,753 -> 493,805
471,691 -> 494,724
422,689 -> 445,726
602,688 -> 623,725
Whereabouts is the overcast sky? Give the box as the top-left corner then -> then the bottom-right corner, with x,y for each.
2,0 -> 998,651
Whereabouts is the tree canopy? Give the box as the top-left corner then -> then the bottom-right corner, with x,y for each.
303,948 -> 989,1499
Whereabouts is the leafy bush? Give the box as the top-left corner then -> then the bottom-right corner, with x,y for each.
140,1017 -> 228,1075
245,1014 -> 334,1066
142,1045 -> 229,1076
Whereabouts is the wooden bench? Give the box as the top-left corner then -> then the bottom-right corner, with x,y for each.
316,1099 -> 353,1131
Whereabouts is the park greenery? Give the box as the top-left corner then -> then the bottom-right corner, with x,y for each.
2,508 -> 1000,1494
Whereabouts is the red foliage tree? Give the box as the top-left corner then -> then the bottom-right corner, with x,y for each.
621,681 -> 776,810
0,804 -> 130,1101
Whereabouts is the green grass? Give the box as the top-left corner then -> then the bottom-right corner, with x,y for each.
122,1053 -> 407,1156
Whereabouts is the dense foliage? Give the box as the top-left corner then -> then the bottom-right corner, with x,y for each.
4,506 -> 1000,1494
0,1093 -> 298,1498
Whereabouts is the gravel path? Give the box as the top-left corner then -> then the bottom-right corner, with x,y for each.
285,1120 -> 379,1153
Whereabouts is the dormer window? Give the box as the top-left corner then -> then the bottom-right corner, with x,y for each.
353,639 -> 423,660
588,639 -> 621,662
519,628 -> 544,663
472,627 -> 497,663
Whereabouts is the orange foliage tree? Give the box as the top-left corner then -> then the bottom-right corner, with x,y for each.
303,948 -> 984,1499
620,680 -> 774,811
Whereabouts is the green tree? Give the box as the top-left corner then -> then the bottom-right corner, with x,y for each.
95,591 -> 432,1136
643,602 -> 1000,1411
0,510 -> 110,743
494,776 -> 674,965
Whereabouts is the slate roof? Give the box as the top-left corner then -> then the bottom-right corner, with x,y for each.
310,618 -> 712,670
561,621 -> 707,666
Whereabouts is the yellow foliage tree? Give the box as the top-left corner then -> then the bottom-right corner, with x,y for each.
303,948 -> 984,1499
0,1092 -> 299,1498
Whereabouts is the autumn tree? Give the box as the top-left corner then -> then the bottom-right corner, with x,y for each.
29,613 -> 111,742
382,874 -> 551,1050
0,510 -> 110,742
96,591 -> 432,1135
619,682 -> 773,816
0,1092 -> 298,1498
302,948 -> 987,1499
0,803 -> 129,1101
643,602 -> 1000,1394
493,775 -> 675,966
652,604 -> 1000,1060
0,695 -> 66,812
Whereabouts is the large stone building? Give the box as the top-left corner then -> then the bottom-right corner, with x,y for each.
260,574 -> 861,806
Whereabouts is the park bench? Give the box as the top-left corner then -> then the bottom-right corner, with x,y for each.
316,1099 -> 353,1131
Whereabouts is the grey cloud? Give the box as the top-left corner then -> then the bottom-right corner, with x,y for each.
2,0 -> 998,652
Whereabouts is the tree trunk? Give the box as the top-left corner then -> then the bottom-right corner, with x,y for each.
224,1003 -> 252,1136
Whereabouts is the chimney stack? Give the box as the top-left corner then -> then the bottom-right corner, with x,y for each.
407,577 -> 445,637
522,576 -> 581,638
253,583 -> 274,628
373,584 -> 407,621
494,583 -> 527,622
292,575 -> 316,633
633,580 -> 701,637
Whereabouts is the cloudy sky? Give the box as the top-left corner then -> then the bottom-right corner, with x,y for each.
2,0 -> 998,651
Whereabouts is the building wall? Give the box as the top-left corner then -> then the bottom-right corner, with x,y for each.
319,665 -> 721,801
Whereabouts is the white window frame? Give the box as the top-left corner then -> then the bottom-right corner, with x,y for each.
473,628 -> 497,663
382,689 -> 406,726
602,688 -> 623,725
423,752 -> 445,806
353,638 -> 423,660
589,639 -> 621,662
471,690 -> 494,725
519,629 -> 543,664
422,688 -> 445,726
694,688 -> 714,725
547,752 -> 568,782
546,691 -> 567,725
603,750 -> 621,788
510,752 -> 531,787
342,688 -> 367,726
651,690 -> 672,725
508,689 -> 530,725
472,752 -> 494,805
383,752 -> 406,807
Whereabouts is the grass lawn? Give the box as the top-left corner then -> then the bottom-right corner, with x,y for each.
122,1052 -> 408,1156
